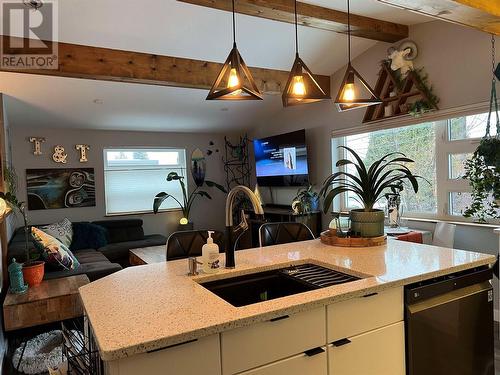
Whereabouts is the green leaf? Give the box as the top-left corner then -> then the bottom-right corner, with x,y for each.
166,172 -> 182,181
205,180 -> 228,193
322,187 -> 350,214
153,192 -> 171,213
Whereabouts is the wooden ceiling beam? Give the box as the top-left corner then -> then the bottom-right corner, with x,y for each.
177,0 -> 409,43
0,36 -> 330,96
377,0 -> 500,35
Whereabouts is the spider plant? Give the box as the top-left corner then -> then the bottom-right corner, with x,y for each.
320,146 -> 423,214
153,172 -> 227,222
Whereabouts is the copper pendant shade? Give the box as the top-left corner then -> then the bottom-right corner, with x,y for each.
282,0 -> 330,107
334,0 -> 381,112
206,0 -> 262,100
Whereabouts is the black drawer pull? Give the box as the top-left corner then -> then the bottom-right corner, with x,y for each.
147,339 -> 197,353
332,338 -> 351,347
304,347 -> 325,357
270,315 -> 290,322
363,292 -> 378,298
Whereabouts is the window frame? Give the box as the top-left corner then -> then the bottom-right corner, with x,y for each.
332,112 -> 498,224
103,147 -> 187,216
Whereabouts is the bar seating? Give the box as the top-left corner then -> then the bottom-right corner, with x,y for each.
258,222 -> 314,247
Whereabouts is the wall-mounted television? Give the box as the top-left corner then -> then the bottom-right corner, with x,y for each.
253,129 -> 309,187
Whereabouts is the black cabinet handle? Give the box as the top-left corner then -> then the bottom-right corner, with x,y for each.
304,347 -> 325,357
269,315 -> 290,322
147,339 -> 198,353
332,338 -> 351,347
363,292 -> 378,298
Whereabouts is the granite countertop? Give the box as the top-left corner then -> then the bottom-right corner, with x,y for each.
79,239 -> 495,361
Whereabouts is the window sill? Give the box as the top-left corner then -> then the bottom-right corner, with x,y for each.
105,208 -> 182,217
404,216 -> 500,229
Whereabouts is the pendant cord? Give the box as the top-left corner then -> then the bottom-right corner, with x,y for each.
232,0 -> 236,46
294,0 -> 298,55
347,0 -> 351,63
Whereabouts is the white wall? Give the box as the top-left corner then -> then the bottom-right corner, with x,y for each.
10,126 -> 230,236
250,20 -> 499,254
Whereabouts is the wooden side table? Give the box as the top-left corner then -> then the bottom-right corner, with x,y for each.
3,274 -> 90,331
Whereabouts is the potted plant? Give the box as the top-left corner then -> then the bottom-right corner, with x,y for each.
153,172 -> 227,230
320,146 -> 422,237
291,185 -> 319,215
0,165 -> 44,286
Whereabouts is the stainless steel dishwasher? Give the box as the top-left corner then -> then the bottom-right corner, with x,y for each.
405,266 -> 494,375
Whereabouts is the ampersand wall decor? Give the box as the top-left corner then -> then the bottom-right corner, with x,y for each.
75,144 -> 90,162
52,145 -> 68,164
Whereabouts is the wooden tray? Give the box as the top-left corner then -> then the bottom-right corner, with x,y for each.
320,229 -> 387,247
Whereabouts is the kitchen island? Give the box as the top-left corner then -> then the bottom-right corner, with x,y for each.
79,239 -> 495,374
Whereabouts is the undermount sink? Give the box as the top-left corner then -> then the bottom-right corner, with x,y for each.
200,264 -> 362,307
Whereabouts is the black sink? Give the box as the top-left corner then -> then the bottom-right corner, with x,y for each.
200,263 -> 361,307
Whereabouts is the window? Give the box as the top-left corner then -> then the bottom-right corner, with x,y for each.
332,111 -> 498,222
104,148 -> 186,215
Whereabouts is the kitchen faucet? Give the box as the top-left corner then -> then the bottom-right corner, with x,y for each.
225,185 -> 265,268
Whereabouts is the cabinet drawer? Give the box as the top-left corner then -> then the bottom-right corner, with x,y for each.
222,307 -> 326,374
106,334 -> 221,375
327,287 -> 403,342
328,321 -> 405,375
239,347 -> 327,375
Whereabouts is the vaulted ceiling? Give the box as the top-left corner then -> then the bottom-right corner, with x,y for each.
1,0 -> 432,132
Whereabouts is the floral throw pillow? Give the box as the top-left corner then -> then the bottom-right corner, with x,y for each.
31,227 -> 80,270
38,218 -> 73,248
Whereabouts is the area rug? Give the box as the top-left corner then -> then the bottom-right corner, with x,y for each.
12,330 -> 65,374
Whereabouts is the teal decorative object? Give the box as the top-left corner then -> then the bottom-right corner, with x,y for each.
8,258 -> 28,294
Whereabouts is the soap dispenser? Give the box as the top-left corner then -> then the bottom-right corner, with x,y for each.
202,231 -> 220,274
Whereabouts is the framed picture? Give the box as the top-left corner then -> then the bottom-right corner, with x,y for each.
26,168 -> 96,210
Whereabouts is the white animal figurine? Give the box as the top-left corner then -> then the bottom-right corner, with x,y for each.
387,41 -> 418,77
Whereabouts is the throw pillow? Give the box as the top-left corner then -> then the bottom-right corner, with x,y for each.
70,223 -> 108,251
38,218 -> 73,248
31,227 -> 80,270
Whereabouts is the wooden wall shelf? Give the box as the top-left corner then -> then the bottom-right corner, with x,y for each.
363,62 -> 438,124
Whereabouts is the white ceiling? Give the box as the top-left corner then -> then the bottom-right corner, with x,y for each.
2,0 -> 433,133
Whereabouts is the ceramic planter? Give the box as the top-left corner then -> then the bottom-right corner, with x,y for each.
349,209 -> 385,237
22,261 -> 45,287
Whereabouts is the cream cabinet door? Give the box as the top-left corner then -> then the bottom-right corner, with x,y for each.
328,322 -> 405,375
222,307 -> 326,374
105,334 -> 221,375
238,347 -> 327,375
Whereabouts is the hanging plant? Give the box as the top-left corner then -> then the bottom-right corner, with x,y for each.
462,155 -> 499,222
462,34 -> 500,222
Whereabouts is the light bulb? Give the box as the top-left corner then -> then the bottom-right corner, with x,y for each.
227,68 -> 240,88
179,217 -> 189,225
342,83 -> 355,102
291,75 -> 306,98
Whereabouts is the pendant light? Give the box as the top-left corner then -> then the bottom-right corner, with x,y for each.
282,0 -> 330,107
335,0 -> 381,112
206,0 -> 262,100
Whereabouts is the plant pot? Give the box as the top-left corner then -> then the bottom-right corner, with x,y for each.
177,222 -> 194,231
349,209 -> 385,238
22,261 -> 45,287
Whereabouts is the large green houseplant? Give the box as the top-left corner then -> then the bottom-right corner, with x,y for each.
320,146 -> 422,237
153,172 -> 226,230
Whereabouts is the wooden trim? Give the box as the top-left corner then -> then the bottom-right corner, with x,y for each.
377,0 -> 500,35
0,36 -> 330,96
178,0 -> 408,43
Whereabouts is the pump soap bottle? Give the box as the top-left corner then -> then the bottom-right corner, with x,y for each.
202,231 -> 220,274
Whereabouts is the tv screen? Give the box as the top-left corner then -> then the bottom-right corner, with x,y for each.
253,129 -> 309,187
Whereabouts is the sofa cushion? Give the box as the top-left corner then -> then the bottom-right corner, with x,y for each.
70,223 -> 108,251
38,218 -> 73,248
92,219 -> 145,244
73,249 -> 110,264
32,227 -> 80,270
98,234 -> 167,263
43,262 -> 122,282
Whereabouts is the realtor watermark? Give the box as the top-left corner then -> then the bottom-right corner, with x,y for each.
1,1 -> 58,69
